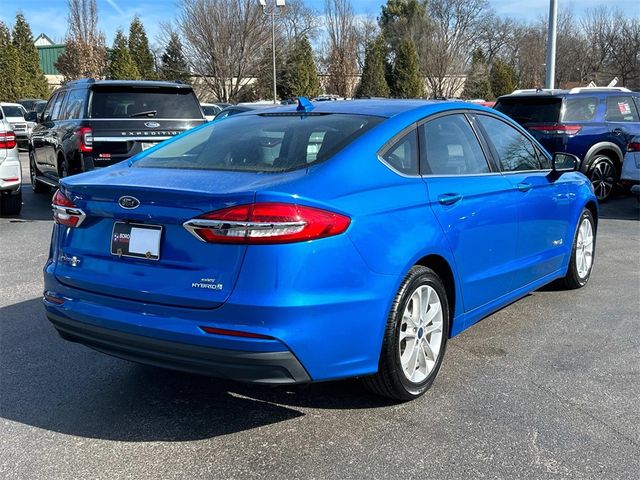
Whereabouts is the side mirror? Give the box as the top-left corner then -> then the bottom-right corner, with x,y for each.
25,111 -> 39,123
552,152 -> 579,173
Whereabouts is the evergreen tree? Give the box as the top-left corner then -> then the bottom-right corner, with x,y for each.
490,59 -> 517,98
391,38 -> 423,98
355,35 -> 390,98
12,14 -> 50,98
129,16 -> 156,79
282,36 -> 321,99
0,22 -> 24,101
462,48 -> 492,100
254,47 -> 286,101
108,30 -> 140,80
159,32 -> 190,83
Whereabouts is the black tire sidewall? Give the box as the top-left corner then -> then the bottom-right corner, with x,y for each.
389,268 -> 450,397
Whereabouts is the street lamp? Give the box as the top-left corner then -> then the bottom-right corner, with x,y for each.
259,0 -> 286,104
544,0 -> 557,89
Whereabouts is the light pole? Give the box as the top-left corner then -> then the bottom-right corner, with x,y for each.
259,0 -> 285,104
545,0 -> 558,89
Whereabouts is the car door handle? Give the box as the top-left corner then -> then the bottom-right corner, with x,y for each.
438,193 -> 462,205
517,182 -> 533,192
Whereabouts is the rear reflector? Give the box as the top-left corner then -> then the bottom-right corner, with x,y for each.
52,189 -> 86,227
184,202 -> 350,244
200,326 -> 275,340
528,124 -> 582,135
1,177 -> 19,182
44,292 -> 65,305
0,131 -> 17,149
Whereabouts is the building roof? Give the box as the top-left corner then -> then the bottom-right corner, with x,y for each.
34,33 -> 55,46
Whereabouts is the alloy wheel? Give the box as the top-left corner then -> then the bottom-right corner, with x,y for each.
576,217 -> 594,279
589,158 -> 615,201
399,285 -> 444,383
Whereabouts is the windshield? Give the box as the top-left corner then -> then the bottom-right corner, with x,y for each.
495,97 -> 562,124
133,113 -> 384,172
90,87 -> 202,119
2,106 -> 25,118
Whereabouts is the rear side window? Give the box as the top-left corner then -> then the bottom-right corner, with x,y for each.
134,113 -> 383,172
90,87 -> 202,119
477,115 -> 542,172
605,96 -> 639,122
420,114 -> 490,175
562,97 -> 598,122
50,91 -> 67,121
379,129 -> 419,175
494,97 -> 562,124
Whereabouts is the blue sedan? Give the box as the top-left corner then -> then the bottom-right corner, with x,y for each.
44,99 -> 597,401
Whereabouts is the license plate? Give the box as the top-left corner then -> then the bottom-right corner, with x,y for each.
111,222 -> 162,260
141,142 -> 157,151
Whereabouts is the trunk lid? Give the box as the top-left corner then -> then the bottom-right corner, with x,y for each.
55,166 -> 304,308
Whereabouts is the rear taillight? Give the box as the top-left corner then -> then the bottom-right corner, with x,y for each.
627,142 -> 640,152
52,189 -> 86,227
0,131 -> 17,149
183,203 -> 351,244
528,124 -> 582,135
77,127 -> 93,152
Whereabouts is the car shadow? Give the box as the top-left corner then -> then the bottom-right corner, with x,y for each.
0,298 -> 394,442
598,194 -> 639,221
2,181 -> 53,222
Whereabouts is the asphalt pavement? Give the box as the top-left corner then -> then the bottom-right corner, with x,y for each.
1,153 -> 639,479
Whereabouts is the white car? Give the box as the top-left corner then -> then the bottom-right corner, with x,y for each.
200,102 -> 223,122
0,102 -> 34,149
0,117 -> 22,215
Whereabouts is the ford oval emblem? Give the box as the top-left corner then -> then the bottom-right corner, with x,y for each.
118,196 -> 140,209
145,121 -> 160,128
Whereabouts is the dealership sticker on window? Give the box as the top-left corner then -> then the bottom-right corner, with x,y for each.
618,102 -> 631,115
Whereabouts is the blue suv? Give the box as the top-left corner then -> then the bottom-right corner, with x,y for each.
495,87 -> 640,201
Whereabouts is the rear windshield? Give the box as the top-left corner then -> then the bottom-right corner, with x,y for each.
133,113 -> 384,172
495,97 -> 561,124
2,106 -> 25,118
90,87 -> 202,119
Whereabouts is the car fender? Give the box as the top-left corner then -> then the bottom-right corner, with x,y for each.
582,142 -> 624,172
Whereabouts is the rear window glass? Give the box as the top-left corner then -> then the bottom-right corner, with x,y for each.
90,87 -> 202,119
494,97 -> 561,124
605,96 -> 639,122
562,97 -> 598,122
2,106 -> 25,117
133,113 -> 383,172
201,105 -> 221,116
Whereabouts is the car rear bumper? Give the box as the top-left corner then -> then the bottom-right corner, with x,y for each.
46,310 -> 311,384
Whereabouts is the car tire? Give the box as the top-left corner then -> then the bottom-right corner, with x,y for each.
30,150 -> 49,194
0,190 -> 22,216
561,208 -> 596,289
588,155 -> 616,202
362,265 -> 449,401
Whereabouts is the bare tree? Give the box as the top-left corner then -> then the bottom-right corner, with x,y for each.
55,0 -> 108,80
178,0 -> 270,102
421,0 -> 487,97
278,0 -> 320,44
323,0 -> 359,97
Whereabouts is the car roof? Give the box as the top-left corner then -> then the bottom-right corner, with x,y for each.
0,102 -> 24,107
498,87 -> 639,101
62,79 -> 193,90
238,99 -> 479,119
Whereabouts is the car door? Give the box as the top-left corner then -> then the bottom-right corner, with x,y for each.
475,113 -> 576,288
419,112 -> 520,313
604,94 -> 640,151
31,93 -> 57,175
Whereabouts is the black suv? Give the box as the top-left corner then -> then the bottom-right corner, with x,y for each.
27,79 -> 205,191
495,87 -> 640,201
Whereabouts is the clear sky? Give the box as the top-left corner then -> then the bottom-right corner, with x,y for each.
0,0 -> 635,46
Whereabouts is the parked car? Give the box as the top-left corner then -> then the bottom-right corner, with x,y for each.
32,100 -> 48,115
212,103 -> 278,121
17,98 -> 47,112
621,136 -> 640,197
495,87 -> 640,201
26,79 -> 206,192
200,102 -> 223,121
0,117 -> 21,215
43,100 -> 597,401
0,102 -> 33,149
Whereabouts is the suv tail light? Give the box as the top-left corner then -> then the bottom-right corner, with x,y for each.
77,127 -> 93,152
183,203 -> 351,244
528,124 -> 582,135
627,142 -> 640,152
52,189 -> 86,227
0,131 -> 17,149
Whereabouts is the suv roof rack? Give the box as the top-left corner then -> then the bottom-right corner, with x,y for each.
510,88 -> 564,95
568,86 -> 632,94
